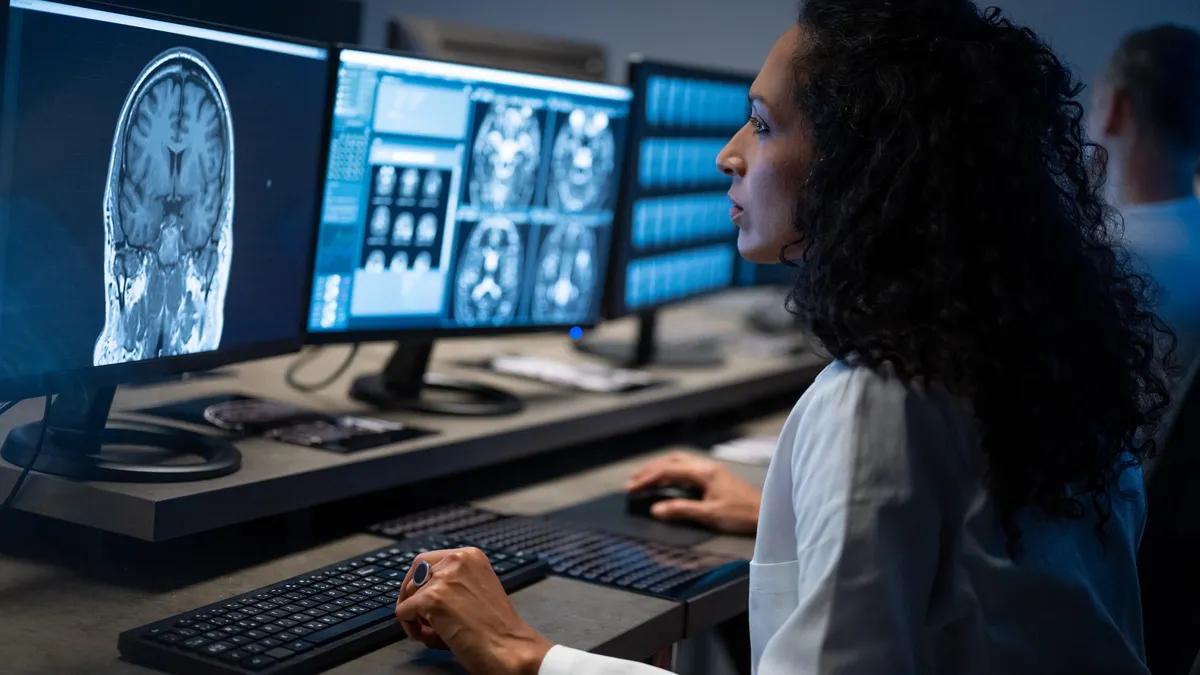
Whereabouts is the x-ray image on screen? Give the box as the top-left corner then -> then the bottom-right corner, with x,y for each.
548,109 -> 616,213
533,220 -> 598,324
95,47 -> 235,366
468,102 -> 543,210
453,217 -> 524,325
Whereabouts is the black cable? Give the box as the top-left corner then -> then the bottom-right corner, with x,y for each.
284,344 -> 361,394
0,395 -> 49,514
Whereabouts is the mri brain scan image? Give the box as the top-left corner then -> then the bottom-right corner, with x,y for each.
392,212 -> 414,246
370,206 -> 391,238
389,251 -> 408,271
422,171 -> 443,201
365,250 -> 387,272
376,166 -> 397,198
413,251 -> 433,272
416,214 -> 438,246
401,168 -> 420,199
533,221 -> 598,323
95,48 -> 234,366
454,218 -> 523,325
469,103 -> 541,210
548,110 -> 616,213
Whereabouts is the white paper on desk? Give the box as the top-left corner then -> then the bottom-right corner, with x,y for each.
712,435 -> 779,465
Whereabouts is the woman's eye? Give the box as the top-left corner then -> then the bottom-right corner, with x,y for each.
748,116 -> 768,134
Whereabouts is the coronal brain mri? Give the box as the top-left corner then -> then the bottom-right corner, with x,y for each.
549,109 -> 615,213
95,48 -> 234,366
533,221 -> 597,323
454,217 -> 523,325
469,103 -> 541,210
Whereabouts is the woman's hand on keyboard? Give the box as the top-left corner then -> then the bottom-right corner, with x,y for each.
396,548 -> 552,675
627,452 -> 762,535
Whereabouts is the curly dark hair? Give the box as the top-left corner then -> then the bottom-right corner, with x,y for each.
785,0 -> 1176,550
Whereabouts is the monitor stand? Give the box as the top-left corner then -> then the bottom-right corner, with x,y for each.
0,386 -> 241,483
349,340 -> 523,416
574,309 -> 725,368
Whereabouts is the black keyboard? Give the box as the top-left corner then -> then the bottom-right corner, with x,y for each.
118,535 -> 549,675
371,506 -> 747,602
368,503 -> 504,539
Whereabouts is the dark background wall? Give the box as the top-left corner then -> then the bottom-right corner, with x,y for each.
108,0 -> 363,44
358,0 -> 1200,96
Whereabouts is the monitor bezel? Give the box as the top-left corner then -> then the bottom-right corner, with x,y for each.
600,56 -> 756,320
304,44 -> 633,346
0,0 -> 334,401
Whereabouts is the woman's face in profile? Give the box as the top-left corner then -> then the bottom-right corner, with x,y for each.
718,26 -> 812,265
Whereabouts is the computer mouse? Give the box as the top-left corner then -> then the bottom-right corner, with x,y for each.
626,483 -> 705,517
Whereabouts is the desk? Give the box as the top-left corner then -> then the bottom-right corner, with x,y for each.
0,290 -> 823,542
0,411 -> 792,675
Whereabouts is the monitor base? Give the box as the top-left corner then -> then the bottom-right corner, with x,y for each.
349,341 -> 524,417
575,309 -> 725,368
0,388 -> 240,483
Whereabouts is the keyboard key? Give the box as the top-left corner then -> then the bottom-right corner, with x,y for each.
220,649 -> 250,663
258,638 -> 284,649
203,631 -> 226,641
243,643 -> 267,655
154,633 -> 183,645
244,655 -> 276,671
286,640 -> 314,653
305,605 -> 396,645
181,637 -> 210,650
202,642 -> 234,656
265,647 -> 296,660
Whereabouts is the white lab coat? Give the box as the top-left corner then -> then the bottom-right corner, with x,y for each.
539,361 -> 1149,675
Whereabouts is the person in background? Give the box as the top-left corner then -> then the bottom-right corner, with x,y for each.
1092,24 -> 1200,374
390,1 -> 1175,673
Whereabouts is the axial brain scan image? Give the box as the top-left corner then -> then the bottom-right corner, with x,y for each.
95,48 -> 234,366
392,212 -> 414,246
548,109 -> 616,213
376,166 -> 397,198
454,217 -> 523,325
469,103 -> 541,210
533,221 -> 598,323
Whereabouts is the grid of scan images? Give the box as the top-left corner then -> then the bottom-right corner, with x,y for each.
361,165 -> 452,275
448,94 -> 626,328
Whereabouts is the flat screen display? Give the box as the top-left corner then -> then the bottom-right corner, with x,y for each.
605,60 -> 753,318
308,49 -> 632,339
0,0 -> 330,389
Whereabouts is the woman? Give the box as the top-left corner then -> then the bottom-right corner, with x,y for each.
394,1 -> 1175,673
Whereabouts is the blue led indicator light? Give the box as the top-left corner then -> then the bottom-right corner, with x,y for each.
569,326 -> 583,340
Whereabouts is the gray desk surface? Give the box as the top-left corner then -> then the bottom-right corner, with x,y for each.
0,413 -> 790,675
0,290 -> 823,541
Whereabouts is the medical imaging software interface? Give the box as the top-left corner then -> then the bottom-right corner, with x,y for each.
0,0 -> 329,381
308,50 -> 631,334
617,67 -> 751,314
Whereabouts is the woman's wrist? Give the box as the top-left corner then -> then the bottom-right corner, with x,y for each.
500,630 -> 553,675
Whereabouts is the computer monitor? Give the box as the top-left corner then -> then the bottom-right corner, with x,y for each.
307,47 -> 631,415
0,0 -> 331,481
575,57 -> 754,367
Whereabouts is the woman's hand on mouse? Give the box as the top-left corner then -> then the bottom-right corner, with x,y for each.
626,452 -> 761,535
395,548 -> 553,675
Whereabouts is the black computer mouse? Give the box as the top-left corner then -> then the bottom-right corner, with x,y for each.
626,483 -> 705,517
